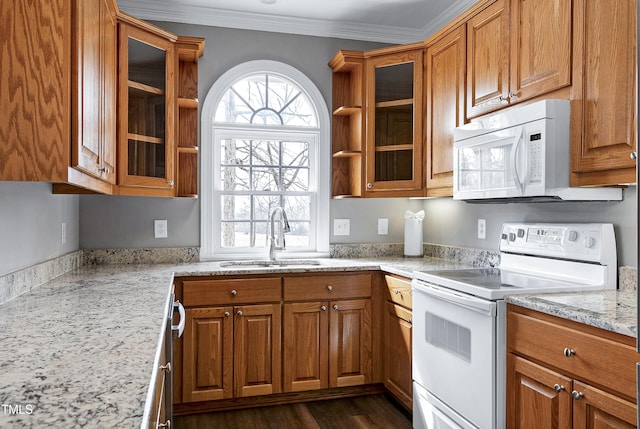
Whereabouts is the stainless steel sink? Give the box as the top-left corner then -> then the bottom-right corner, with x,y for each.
218,259 -> 322,268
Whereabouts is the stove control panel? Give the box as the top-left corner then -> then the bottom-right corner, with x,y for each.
499,223 -> 615,264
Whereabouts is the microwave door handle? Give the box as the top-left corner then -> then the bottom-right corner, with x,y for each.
510,126 -> 525,195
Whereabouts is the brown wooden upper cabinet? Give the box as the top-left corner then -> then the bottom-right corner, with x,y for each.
570,0 -> 636,186
466,0 -> 572,119
425,25 -> 466,197
117,19 -> 177,197
364,47 -> 424,197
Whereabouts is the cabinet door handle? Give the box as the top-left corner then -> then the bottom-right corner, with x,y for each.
159,362 -> 172,373
333,304 -> 339,310
172,301 -> 186,338
157,420 -> 171,429
230,289 -> 237,296
553,384 -> 565,392
563,348 -> 575,357
571,390 -> 584,400
327,285 -> 333,291
237,310 -> 243,317
321,305 -> 327,311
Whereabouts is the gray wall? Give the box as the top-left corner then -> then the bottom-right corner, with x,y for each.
0,182 -> 79,276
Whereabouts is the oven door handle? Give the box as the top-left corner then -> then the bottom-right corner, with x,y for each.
412,281 -> 496,317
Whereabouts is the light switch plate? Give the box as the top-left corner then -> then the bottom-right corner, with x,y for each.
154,219 -> 168,239
377,218 -> 388,235
478,218 -> 486,239
334,219 -> 350,236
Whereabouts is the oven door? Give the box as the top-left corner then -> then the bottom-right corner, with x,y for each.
412,280 -> 497,429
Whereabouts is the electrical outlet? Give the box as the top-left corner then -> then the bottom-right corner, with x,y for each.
61,222 -> 66,244
333,219 -> 350,236
377,218 -> 388,235
154,220 -> 168,239
478,218 -> 486,239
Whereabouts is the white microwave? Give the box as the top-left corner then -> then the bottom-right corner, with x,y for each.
452,99 -> 622,202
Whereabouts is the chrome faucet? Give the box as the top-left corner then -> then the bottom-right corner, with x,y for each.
268,207 -> 290,260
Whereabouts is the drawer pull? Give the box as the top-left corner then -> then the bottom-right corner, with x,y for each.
563,348 -> 575,357
230,289 -> 237,296
321,305 -> 327,311
327,285 -> 333,291
571,390 -> 584,400
553,384 -> 565,392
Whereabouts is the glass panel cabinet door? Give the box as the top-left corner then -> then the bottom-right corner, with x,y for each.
118,22 -> 176,192
365,49 -> 423,195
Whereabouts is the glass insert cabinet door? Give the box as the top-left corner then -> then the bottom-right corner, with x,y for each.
118,22 -> 176,190
365,49 -> 423,194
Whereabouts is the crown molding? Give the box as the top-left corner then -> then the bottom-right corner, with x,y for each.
420,0 -> 478,40
117,0 -> 426,44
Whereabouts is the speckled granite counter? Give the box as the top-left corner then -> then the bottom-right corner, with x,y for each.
0,256 -> 471,428
505,290 -> 637,338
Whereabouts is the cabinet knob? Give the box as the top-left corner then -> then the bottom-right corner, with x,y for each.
394,289 -> 401,295
237,310 -> 243,317
508,91 -> 517,100
327,285 -> 333,291
498,95 -> 509,105
168,180 -> 175,186
553,384 -> 565,392
321,305 -> 327,311
230,289 -> 237,296
408,318 -> 412,324
367,183 -> 373,189
563,348 -> 575,357
224,311 -> 230,317
571,390 -> 584,400
333,304 -> 339,310
631,152 -> 637,160
99,167 -> 110,174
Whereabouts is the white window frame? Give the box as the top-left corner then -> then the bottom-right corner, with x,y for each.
200,60 -> 330,260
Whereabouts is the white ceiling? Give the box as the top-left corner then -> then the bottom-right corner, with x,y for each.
117,0 -> 477,44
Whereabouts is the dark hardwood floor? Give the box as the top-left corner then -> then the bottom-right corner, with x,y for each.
174,394 -> 412,429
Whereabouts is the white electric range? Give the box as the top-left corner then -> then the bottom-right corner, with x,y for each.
411,223 -> 617,429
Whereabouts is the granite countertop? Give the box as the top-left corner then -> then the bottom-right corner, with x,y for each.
505,290 -> 637,338
0,256 -> 466,428
0,256 -> 636,428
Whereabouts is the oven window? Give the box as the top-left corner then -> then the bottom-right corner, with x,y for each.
425,312 -> 471,362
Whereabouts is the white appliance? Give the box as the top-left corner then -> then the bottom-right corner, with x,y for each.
453,100 -> 622,202
412,223 -> 617,429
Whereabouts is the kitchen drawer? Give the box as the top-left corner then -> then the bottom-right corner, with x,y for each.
182,278 -> 282,306
283,273 -> 372,301
384,274 -> 412,310
507,306 -> 637,401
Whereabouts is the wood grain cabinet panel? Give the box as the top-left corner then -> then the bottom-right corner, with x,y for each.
283,302 -> 329,392
570,0 -> 636,186
466,0 -> 510,118
233,304 -> 282,397
425,25 -> 465,197
383,302 -> 412,410
182,306 -> 233,402
507,305 -> 638,428
329,298 -> 372,388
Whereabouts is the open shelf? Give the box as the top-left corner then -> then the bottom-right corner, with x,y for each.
374,144 -> 413,152
178,97 -> 199,109
128,80 -> 164,95
333,106 -> 362,116
375,98 -> 413,108
332,150 -> 361,158
128,133 -> 164,144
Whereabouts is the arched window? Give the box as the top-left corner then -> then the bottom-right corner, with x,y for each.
201,61 -> 330,259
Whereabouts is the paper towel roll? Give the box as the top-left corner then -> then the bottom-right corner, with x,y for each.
404,218 -> 423,257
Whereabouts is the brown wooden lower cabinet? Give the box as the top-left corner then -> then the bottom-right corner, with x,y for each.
182,303 -> 281,402
383,301 -> 412,410
507,304 -> 637,428
283,298 -> 372,392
